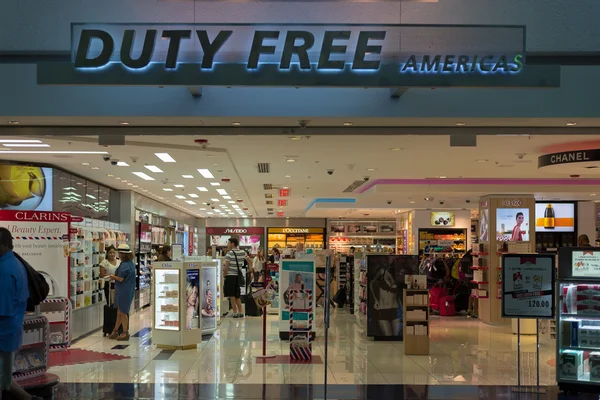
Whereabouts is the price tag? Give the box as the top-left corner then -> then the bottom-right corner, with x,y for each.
501,254 -> 555,319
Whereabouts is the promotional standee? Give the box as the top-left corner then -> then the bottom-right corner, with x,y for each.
153,259 -> 218,349
279,259 -> 315,340
500,253 -> 555,393
556,247 -> 600,393
366,254 -> 419,340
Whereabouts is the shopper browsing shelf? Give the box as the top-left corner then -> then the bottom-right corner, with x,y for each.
224,238 -> 251,318
99,246 -> 120,304
252,249 -> 265,283
0,228 -> 42,400
157,245 -> 172,261
108,244 -> 136,341
268,247 -> 280,263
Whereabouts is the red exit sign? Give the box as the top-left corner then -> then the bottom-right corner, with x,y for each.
277,211 -> 284,217
279,189 -> 290,197
278,200 -> 287,206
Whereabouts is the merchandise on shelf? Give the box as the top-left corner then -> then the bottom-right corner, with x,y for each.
418,228 -> 467,254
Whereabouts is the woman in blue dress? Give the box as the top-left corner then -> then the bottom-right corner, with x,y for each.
109,244 -> 136,341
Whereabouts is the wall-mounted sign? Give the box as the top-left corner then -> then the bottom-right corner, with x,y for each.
501,199 -> 524,207
0,166 -> 53,211
268,227 -> 324,234
571,250 -> 600,278
38,23 -> 560,88
496,208 -> 529,242
538,149 -> 600,168
535,202 -> 575,233
501,254 -> 555,319
430,212 -> 456,227
206,227 -> 264,235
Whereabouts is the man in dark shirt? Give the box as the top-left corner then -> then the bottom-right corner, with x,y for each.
578,234 -> 593,247
0,227 -> 39,400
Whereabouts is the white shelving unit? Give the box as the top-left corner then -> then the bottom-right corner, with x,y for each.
40,298 -> 70,351
13,315 -> 49,382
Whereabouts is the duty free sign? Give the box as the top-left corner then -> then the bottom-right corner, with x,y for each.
36,23 -> 560,87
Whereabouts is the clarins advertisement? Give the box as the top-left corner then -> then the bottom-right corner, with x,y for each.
535,203 -> 575,232
201,266 -> 217,331
0,166 -> 53,211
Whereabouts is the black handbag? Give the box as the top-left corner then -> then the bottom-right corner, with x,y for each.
233,251 -> 246,287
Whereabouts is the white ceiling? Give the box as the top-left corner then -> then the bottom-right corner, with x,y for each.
2,133 -> 600,219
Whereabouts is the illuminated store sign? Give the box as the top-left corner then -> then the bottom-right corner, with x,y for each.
37,23 -> 561,87
74,28 -> 522,74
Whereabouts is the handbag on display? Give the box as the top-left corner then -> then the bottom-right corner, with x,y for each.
233,251 -> 246,287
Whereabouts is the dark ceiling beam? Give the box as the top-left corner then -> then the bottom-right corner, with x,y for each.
2,126 -> 600,136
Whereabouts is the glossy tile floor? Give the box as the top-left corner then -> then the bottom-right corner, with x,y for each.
47,307 -> 557,388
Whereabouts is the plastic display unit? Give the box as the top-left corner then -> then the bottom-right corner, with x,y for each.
14,315 -> 49,382
403,289 -> 430,355
40,298 -> 70,351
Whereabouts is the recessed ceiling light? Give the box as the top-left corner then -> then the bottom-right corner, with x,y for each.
289,136 -> 302,141
145,165 -> 163,173
367,168 -> 377,171
200,208 -> 207,211
175,195 -> 186,199
210,198 -> 220,202
2,144 -> 50,147
198,169 -> 214,179
455,122 -> 467,126
222,196 -> 232,200
232,122 -> 242,126
566,122 -> 577,126
188,194 -> 199,198
197,187 -> 208,192
91,167 -> 100,170
207,212 -> 214,215
286,159 -> 297,163
389,148 -> 402,151
163,188 -> 173,192
174,184 -> 185,188
0,151 -> 108,155
410,201 -> 416,204
591,194 -> 597,196
132,172 -> 155,181
210,182 -> 220,186
285,175 -> 291,178
155,153 -> 176,163
119,121 -> 130,125
438,176 -> 447,179
107,174 -> 114,177
7,121 -> 19,125
182,175 -> 194,179
132,185 -> 138,188
121,180 -> 128,183
185,200 -> 196,205
343,122 -> 353,126
127,183 -> 133,186
217,189 -> 228,195
0,139 -> 41,143
82,162 -> 90,166
228,201 -> 236,204
115,177 -> 122,180
476,159 -> 489,163
116,161 -> 129,167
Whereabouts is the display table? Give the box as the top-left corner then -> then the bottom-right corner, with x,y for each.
153,260 -> 217,349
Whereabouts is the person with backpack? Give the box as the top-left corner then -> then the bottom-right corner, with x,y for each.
0,227 -> 43,400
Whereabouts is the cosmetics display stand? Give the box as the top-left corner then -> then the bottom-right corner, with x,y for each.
403,289 -> 430,355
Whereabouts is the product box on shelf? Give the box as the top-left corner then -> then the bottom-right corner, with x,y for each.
590,352 -> 600,382
560,350 -> 584,379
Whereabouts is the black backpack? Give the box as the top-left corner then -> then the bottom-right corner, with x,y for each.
14,252 -> 50,311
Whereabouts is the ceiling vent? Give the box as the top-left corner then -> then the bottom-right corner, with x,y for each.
265,193 -> 273,198
263,184 -> 273,190
343,180 -> 367,193
258,163 -> 270,174
267,207 -> 274,212
266,201 -> 273,205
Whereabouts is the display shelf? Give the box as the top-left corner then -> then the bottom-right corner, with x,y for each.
14,315 -> 49,382
471,295 -> 489,299
403,289 -> 429,355
472,252 -> 489,256
40,298 -> 70,351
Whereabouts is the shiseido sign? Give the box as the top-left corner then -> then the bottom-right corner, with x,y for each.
206,227 -> 264,235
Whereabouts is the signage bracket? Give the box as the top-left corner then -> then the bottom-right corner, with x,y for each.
390,87 -> 408,99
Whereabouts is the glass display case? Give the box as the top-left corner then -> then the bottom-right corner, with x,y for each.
153,259 -> 218,349
557,247 -> 600,393
154,267 -> 181,331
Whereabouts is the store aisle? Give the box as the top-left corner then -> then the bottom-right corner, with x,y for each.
47,307 -> 556,387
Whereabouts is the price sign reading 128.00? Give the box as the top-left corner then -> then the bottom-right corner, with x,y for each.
501,254 -> 555,319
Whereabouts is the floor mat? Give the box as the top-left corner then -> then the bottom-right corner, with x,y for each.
49,349 -> 131,367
